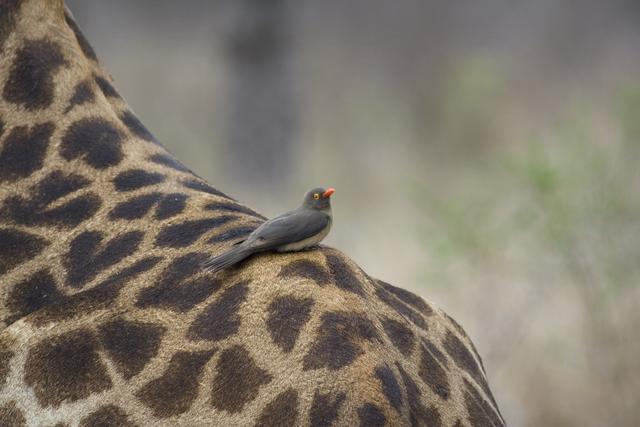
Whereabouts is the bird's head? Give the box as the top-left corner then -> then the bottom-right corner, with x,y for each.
302,187 -> 335,210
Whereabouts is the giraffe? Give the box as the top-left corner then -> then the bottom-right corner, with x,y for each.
0,1 -> 505,425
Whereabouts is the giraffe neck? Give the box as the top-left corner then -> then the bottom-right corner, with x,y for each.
0,0 -> 240,328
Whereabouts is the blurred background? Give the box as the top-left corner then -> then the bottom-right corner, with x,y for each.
66,1 -> 640,425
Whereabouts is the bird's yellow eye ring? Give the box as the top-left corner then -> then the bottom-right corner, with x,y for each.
313,193 -> 320,200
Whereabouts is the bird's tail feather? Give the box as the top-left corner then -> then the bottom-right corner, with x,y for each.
202,246 -> 252,273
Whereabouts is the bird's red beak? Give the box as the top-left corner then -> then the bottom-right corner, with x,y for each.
323,188 -> 335,198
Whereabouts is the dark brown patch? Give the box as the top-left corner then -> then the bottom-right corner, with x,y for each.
1,170 -> 100,228
396,363 -> 443,427
381,316 -> 415,357
149,153 -> 191,173
324,254 -> 364,296
109,192 -> 163,220
444,311 -> 466,336
0,0 -> 20,51
113,169 -> 165,192
155,193 -> 188,220
422,337 -> 449,366
0,401 -> 26,427
95,74 -> 120,98
136,253 -> 219,312
377,280 -> 433,315
278,259 -> 331,286
358,403 -> 385,427
0,122 -> 54,182
0,339 -> 13,387
204,201 -> 266,220
303,311 -> 378,371
98,318 -> 166,379
30,257 -> 161,325
80,405 -> 136,427
155,216 -> 237,248
3,39 -> 67,110
463,378 -> 504,427
375,285 -> 427,329
60,118 -> 124,169
0,228 -> 48,275
181,179 -> 232,199
5,270 -> 61,325
376,365 -> 403,413
444,331 -> 501,417
23,329 -> 112,407
108,192 -> 187,221
65,80 -> 95,113
136,349 -> 215,418
64,10 -> 97,61
309,390 -> 345,427
256,388 -> 299,427
188,281 -> 249,341
120,110 -> 156,142
64,230 -> 144,288
418,340 -> 450,400
211,345 -> 272,413
266,295 -> 314,352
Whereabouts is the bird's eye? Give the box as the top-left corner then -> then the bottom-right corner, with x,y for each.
313,193 -> 320,200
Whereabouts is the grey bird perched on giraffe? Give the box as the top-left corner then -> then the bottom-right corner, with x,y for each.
203,187 -> 335,273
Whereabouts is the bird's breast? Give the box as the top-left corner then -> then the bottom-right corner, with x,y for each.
276,217 -> 332,252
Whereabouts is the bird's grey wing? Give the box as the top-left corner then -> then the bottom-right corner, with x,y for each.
250,209 -> 329,249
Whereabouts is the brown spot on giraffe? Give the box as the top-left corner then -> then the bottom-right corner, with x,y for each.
357,403 -> 386,427
309,390 -> 346,427
377,279 -> 434,316
211,345 -> 272,413
375,283 -> 428,329
444,330 -> 499,409
65,79 -> 95,113
381,315 -> 416,356
29,256 -> 162,325
136,349 -> 215,418
79,405 -> 136,427
266,295 -> 314,352
0,228 -> 48,276
3,39 -> 67,110
0,0 -> 21,50
98,318 -> 166,379
60,118 -> 124,169
397,363 -> 443,427
303,311 -> 379,371
5,269 -> 61,325
120,110 -> 156,142
155,216 -> 237,248
324,253 -> 365,296
0,401 -> 26,427
0,338 -> 14,387
419,338 -> 451,400
23,329 -> 112,407
1,170 -> 101,228
278,259 -> 332,286
376,365 -> 404,414
255,388 -> 299,426
63,230 -> 144,288
463,378 -> 504,427
0,122 -> 54,182
136,253 -> 219,312
188,281 -> 249,341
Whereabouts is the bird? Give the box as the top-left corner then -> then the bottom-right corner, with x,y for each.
203,187 -> 335,273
